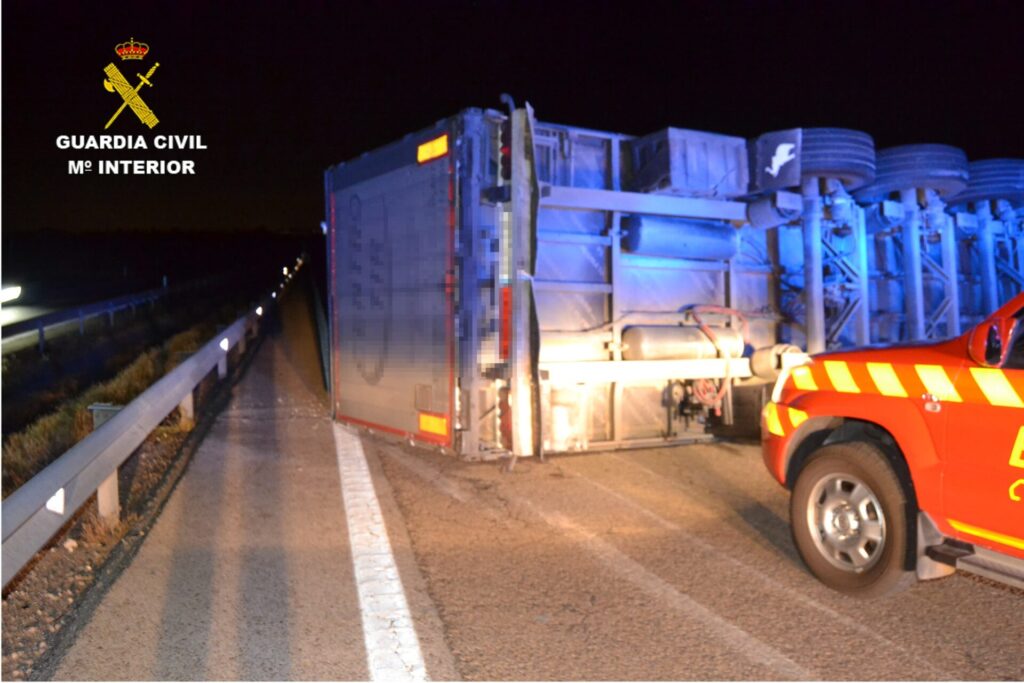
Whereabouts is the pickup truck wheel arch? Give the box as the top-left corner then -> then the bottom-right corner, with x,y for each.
786,417 -> 920,572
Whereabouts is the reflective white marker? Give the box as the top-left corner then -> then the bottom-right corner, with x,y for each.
46,488 -> 65,515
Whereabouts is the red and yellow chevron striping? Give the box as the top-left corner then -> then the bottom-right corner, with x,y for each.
767,360 -> 1024,437
785,360 -> 1023,407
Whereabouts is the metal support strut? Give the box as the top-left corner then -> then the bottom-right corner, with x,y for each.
802,178 -> 826,353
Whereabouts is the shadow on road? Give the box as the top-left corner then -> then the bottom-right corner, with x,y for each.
735,500 -> 802,567
154,309 -> 294,679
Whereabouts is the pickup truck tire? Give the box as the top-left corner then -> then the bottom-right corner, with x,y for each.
790,441 -> 915,597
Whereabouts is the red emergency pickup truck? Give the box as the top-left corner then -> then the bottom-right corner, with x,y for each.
762,293 -> 1024,596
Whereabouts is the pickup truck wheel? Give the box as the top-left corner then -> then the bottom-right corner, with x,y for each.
790,441 -> 915,597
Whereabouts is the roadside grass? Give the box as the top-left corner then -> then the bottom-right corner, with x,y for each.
79,510 -> 139,547
2,323 -> 217,498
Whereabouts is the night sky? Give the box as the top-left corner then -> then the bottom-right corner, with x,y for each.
3,0 -> 1023,235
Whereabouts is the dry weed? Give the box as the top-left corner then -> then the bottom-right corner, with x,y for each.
2,321 -> 229,498
80,511 -> 137,546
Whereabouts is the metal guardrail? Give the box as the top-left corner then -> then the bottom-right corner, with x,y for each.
1,303 -> 267,586
2,288 -> 162,339
1,274 -> 228,354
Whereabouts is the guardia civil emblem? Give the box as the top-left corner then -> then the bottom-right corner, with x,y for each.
103,38 -> 159,129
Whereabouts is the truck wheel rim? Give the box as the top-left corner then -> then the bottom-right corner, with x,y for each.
806,474 -> 887,573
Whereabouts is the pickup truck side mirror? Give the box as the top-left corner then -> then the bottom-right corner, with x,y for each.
968,316 -> 1017,367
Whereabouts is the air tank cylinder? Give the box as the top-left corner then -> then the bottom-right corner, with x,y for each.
621,215 -> 739,261
622,325 -> 745,361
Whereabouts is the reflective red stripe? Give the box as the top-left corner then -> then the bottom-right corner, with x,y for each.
500,286 -> 512,360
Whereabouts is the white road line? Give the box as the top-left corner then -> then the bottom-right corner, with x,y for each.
568,467 -> 951,678
332,425 -> 428,682
380,447 -> 812,680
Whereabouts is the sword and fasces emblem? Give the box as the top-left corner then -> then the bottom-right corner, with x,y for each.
102,37 -> 159,129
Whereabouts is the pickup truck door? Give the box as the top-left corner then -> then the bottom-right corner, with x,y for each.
942,328 -> 1024,557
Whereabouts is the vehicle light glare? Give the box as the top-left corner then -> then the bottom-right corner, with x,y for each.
256,306 -> 263,316
1,286 -> 22,304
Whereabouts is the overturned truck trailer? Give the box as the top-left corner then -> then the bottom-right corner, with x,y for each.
324,105 -> 813,459
323,105 -> 1022,460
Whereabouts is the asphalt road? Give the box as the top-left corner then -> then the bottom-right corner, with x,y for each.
51,286 -> 457,681
49,286 -> 1024,681
369,438 -> 1024,680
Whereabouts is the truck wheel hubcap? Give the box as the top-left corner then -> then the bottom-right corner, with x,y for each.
806,474 -> 886,572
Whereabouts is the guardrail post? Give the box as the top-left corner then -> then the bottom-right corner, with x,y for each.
179,391 -> 195,429
88,403 -> 124,523
96,475 -> 119,523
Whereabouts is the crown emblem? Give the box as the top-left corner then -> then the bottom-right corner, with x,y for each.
115,37 -> 149,60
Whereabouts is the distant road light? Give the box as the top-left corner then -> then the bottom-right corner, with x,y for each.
256,306 -> 264,316
1,286 -> 22,304
283,267 -> 289,276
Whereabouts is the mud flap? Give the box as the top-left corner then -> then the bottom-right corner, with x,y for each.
916,512 -> 957,581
